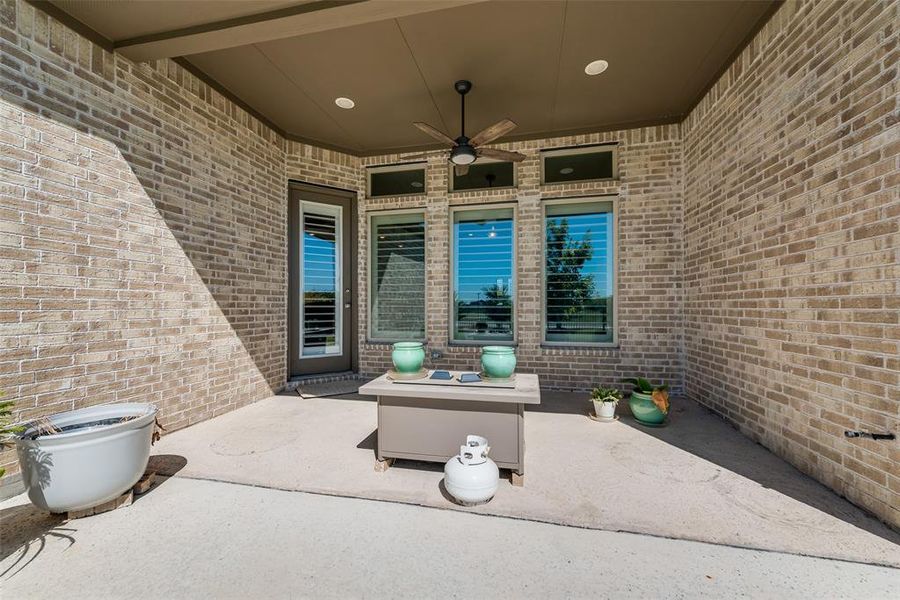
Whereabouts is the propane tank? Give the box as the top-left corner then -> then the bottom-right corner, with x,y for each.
443,435 -> 499,506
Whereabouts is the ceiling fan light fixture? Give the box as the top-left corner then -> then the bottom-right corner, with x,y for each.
450,144 -> 477,165
335,97 -> 355,109
584,59 -> 609,76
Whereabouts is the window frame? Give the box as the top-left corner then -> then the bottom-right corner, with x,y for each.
367,208 -> 428,343
447,158 -> 518,193
540,195 -> 618,348
448,202 -> 518,346
540,143 -> 618,185
366,162 -> 427,198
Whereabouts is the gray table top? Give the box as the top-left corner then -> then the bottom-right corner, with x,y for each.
358,371 -> 541,404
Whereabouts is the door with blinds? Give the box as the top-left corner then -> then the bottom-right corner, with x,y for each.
288,183 -> 357,376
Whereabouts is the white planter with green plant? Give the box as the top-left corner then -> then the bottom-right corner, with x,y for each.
591,386 -> 621,420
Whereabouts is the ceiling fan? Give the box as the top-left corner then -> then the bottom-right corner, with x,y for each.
411,80 -> 526,176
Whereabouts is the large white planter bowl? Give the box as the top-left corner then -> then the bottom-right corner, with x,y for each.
15,403 -> 158,513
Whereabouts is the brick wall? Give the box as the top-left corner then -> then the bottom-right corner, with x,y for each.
350,126 -> 684,392
682,0 -> 899,526
284,140 -> 359,191
3,0 -> 894,528
0,0 -> 687,478
0,0 -> 299,479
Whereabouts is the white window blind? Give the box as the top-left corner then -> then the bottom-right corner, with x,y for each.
370,213 -> 425,340
544,200 -> 614,344
302,208 -> 341,356
453,207 -> 515,341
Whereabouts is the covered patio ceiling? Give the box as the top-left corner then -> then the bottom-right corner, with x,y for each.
44,0 -> 779,154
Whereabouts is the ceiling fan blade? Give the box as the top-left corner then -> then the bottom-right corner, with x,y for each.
413,122 -> 456,146
454,164 -> 470,177
477,148 -> 526,162
469,118 -> 517,147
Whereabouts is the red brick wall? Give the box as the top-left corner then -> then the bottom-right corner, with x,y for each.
682,0 -> 899,526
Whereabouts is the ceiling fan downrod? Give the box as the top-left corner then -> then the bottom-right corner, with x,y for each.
455,79 -> 472,142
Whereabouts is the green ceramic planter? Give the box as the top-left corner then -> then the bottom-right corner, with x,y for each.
391,342 -> 425,374
628,391 -> 667,426
480,346 -> 516,379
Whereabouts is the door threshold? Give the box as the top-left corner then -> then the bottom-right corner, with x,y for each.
284,371 -> 361,391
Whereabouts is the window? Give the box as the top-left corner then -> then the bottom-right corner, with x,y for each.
452,207 -> 515,342
367,163 -> 426,197
541,144 -> 617,184
369,212 -> 426,340
450,161 -> 516,191
301,203 -> 342,356
543,198 -> 615,344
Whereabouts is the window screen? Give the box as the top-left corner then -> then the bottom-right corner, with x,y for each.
544,200 -> 614,343
452,208 -> 515,341
370,212 -> 426,340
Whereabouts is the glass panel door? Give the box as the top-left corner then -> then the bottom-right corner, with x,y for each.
301,201 -> 342,358
289,184 -> 355,378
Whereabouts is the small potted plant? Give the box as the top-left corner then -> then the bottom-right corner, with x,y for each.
590,386 -> 621,420
624,377 -> 670,426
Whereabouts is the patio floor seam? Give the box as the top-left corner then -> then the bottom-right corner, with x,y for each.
156,472 -> 900,570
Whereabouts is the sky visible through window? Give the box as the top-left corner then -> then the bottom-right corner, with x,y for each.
303,231 -> 336,293
454,216 -> 514,302
547,212 -> 613,296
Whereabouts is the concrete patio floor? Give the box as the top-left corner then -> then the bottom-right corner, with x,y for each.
2,476 -> 898,599
135,390 -> 899,567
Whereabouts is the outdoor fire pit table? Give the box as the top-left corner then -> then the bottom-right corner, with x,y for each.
358,371 -> 541,485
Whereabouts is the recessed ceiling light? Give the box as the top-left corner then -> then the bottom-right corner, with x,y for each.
584,59 -> 609,76
335,97 -> 355,109
560,167 -> 574,175
410,181 -> 423,188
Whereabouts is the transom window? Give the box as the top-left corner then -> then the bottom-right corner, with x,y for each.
450,160 -> 516,191
543,198 -> 616,344
367,163 -> 426,197
541,144 -> 617,184
369,211 -> 426,340
452,207 -> 515,342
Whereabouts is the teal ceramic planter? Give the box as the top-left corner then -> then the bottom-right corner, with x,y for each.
628,391 -> 667,426
480,346 -> 516,379
391,342 -> 425,374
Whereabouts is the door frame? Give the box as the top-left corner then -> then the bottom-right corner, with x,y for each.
288,180 -> 358,377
